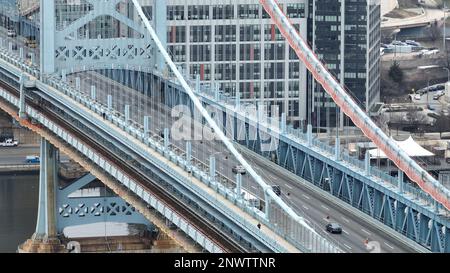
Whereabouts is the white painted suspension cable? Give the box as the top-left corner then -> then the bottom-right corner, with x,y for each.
259,0 -> 450,211
130,0 -> 318,236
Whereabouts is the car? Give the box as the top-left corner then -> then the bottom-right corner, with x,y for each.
436,85 -> 445,91
428,86 -> 438,92
232,165 -> 246,175
271,185 -> 281,196
7,29 -> 16,37
25,155 -> 40,164
326,223 -> 343,234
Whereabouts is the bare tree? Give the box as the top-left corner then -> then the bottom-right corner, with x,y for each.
428,20 -> 441,41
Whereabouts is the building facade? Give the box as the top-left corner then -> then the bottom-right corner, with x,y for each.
309,0 -> 381,128
163,0 -> 309,125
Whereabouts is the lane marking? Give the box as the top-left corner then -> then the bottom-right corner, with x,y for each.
302,205 -> 309,210
384,242 -> 394,250
343,244 -> 352,250
341,217 -> 350,223
285,184 -> 293,190
342,229 -> 349,235
302,194 -> 311,200
323,217 -> 330,222
361,229 -> 371,236
321,205 -> 330,211
251,185 -> 258,190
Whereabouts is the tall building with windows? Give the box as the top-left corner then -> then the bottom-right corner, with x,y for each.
309,0 -> 381,128
164,0 -> 309,125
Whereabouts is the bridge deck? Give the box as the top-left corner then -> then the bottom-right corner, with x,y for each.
52,83 -> 302,253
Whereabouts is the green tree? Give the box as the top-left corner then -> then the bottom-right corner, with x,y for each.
388,61 -> 404,83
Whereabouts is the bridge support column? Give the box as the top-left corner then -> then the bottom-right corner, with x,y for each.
186,142 -> 192,172
398,170 -> 404,194
61,69 -> 66,82
264,191 -> 270,220
107,95 -> 113,111
236,174 -> 242,200
209,156 -> 216,185
195,74 -> 201,94
90,85 -> 96,101
19,47 -> 24,59
8,42 -> 12,52
163,128 -> 170,151
30,53 -> 35,65
75,77 -> 81,90
125,105 -> 131,123
214,83 -> 220,101
281,113 -> 286,134
335,137 -> 340,161
365,150 -> 371,176
144,116 -> 151,137
307,124 -> 313,147
40,0 -> 56,75
19,138 -> 66,253
154,0 -> 167,71
19,74 -> 27,119
235,90 -> 241,109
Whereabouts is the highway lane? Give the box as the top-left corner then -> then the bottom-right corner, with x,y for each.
0,146 -> 70,165
67,71 -> 425,252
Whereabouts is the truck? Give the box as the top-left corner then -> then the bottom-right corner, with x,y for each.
0,138 -> 18,147
25,155 -> 40,164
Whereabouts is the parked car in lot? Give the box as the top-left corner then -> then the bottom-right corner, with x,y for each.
326,223 -> 343,234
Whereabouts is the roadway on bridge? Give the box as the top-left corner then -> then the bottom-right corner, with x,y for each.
0,146 -> 69,165
67,71 -> 422,253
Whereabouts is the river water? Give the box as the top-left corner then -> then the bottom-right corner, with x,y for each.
0,174 -> 38,253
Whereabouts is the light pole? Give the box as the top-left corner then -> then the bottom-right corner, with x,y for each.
443,67 -> 450,83
418,65 -> 440,108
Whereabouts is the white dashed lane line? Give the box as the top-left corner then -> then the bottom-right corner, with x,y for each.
302,205 -> 309,210
384,242 -> 394,250
302,194 -> 311,200
321,205 -> 330,211
285,184 -> 293,190
343,244 -> 352,250
341,217 -> 350,223
361,229 -> 371,236
342,230 -> 349,235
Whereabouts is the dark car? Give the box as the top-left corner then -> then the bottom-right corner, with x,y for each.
272,185 -> 281,196
436,85 -> 445,91
232,165 -> 246,175
326,223 -> 343,234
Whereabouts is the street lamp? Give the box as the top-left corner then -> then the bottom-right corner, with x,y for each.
418,65 -> 440,108
443,67 -> 450,83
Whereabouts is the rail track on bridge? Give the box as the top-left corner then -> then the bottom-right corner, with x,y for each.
0,79 -> 249,254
